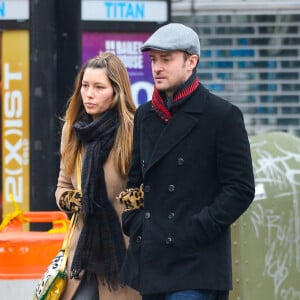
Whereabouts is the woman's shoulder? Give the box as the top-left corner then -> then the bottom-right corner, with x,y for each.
59,121 -> 72,152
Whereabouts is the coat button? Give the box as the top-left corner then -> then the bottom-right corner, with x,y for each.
177,157 -> 184,165
168,185 -> 175,192
168,212 -> 175,219
145,212 -> 151,219
136,235 -> 142,243
144,185 -> 151,192
165,237 -> 173,245
142,160 -> 145,168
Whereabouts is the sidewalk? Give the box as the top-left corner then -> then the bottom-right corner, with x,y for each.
0,279 -> 38,299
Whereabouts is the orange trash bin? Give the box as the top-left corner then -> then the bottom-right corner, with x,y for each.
0,210 -> 69,279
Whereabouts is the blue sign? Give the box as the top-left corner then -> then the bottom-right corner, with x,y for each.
82,0 -> 167,22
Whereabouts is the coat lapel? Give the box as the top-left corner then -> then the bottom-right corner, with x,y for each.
142,85 -> 208,173
142,110 -> 165,145
144,111 -> 198,173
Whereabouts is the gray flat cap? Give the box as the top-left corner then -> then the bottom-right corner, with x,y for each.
141,23 -> 200,56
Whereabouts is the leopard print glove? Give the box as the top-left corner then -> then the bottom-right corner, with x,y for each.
117,185 -> 144,211
59,190 -> 82,212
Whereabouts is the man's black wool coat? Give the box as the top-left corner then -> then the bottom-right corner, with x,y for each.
120,83 -> 255,298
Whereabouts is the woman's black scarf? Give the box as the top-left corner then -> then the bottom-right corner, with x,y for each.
152,71 -> 200,123
71,108 -> 126,290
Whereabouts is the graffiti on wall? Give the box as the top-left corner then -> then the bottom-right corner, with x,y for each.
233,132 -> 300,300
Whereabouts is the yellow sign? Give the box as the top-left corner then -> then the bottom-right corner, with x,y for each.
2,30 -> 29,215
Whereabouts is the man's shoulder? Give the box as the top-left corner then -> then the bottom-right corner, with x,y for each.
136,100 -> 152,114
204,87 -> 239,112
197,86 -> 243,120
139,100 -> 152,108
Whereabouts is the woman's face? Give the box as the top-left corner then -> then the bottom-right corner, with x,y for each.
81,67 -> 114,119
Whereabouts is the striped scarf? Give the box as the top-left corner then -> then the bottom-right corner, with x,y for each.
152,71 -> 200,122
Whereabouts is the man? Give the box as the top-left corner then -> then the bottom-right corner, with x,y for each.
118,23 -> 255,300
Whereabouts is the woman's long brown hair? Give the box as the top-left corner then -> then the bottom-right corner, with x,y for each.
61,52 -> 136,177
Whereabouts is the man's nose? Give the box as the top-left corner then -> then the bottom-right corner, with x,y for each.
152,61 -> 163,73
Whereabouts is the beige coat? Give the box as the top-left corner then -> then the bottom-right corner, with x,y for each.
55,125 -> 141,300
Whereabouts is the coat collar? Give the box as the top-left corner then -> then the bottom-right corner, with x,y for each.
143,83 -> 208,119
180,83 -> 208,113
142,84 -> 208,172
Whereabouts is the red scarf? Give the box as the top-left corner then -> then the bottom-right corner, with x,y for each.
152,72 -> 199,123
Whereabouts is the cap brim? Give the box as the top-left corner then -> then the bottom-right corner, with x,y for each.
141,45 -> 181,52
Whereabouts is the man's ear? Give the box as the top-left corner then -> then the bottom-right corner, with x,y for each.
189,54 -> 199,70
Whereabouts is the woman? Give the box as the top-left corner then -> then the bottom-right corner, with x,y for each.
55,52 -> 141,300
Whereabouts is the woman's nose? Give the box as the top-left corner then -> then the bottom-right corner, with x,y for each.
86,87 -> 94,97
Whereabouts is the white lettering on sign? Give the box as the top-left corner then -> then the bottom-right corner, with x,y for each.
131,81 -> 153,105
102,39 -> 150,105
3,63 -> 26,203
82,0 -> 167,22
105,40 -> 144,69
